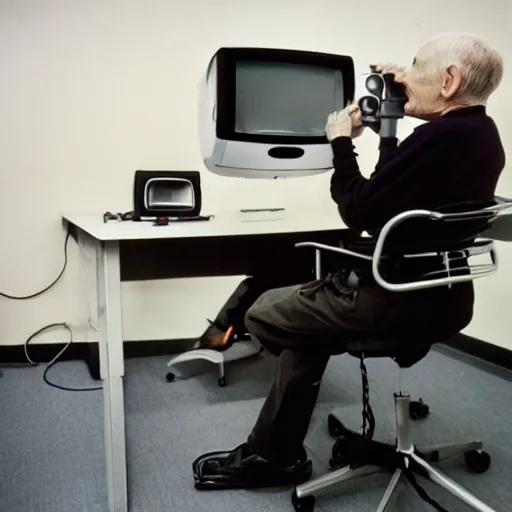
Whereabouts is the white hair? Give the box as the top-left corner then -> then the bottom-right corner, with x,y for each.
424,32 -> 503,102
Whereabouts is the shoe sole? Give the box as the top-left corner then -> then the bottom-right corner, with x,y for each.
194,472 -> 312,491
193,461 -> 313,490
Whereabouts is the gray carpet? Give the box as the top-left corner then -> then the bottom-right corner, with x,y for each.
1,345 -> 511,512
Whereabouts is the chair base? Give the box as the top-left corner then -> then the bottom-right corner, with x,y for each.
293,393 -> 495,512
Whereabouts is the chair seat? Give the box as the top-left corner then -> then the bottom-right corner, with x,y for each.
345,339 -> 433,368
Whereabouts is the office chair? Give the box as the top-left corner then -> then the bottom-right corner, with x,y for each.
291,197 -> 512,512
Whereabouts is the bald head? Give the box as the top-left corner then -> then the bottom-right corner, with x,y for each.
419,32 -> 503,103
388,32 -> 504,119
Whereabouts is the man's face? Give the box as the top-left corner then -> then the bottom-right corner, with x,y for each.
394,44 -> 452,120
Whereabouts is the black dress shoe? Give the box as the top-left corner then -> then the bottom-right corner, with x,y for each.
196,322 -> 235,351
193,443 -> 312,490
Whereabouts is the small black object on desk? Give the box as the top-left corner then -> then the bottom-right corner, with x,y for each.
154,217 -> 169,226
152,215 -> 213,226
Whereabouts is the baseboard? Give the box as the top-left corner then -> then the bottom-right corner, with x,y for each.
2,334 -> 510,382
0,342 -> 87,365
0,339 -> 196,381
443,333 -> 512,371
85,338 -> 196,379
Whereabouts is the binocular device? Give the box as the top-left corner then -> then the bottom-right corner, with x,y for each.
355,65 -> 408,125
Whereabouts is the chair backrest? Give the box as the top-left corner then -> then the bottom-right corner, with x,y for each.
371,197 -> 512,292
346,200 -> 512,368
295,197 -> 512,365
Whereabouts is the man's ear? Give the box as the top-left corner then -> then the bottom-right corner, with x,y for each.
441,65 -> 463,100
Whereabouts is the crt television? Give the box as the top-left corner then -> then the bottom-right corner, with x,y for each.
198,47 -> 355,179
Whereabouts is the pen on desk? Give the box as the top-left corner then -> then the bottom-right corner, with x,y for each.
240,208 -> 286,213
168,215 -> 213,222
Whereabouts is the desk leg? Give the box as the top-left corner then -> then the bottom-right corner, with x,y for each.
97,240 -> 128,512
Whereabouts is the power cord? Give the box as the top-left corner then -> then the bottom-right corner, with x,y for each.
360,355 -> 376,440
25,323 -> 102,392
0,228 -> 100,391
0,230 -> 72,299
404,470 -> 450,512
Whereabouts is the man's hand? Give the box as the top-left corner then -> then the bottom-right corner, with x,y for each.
325,104 -> 364,142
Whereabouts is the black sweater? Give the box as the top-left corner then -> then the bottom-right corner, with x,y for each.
330,106 -> 505,232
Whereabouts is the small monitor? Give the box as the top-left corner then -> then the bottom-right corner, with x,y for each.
198,47 -> 355,179
133,170 -> 202,219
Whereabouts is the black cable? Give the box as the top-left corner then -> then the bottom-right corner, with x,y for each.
25,323 -> 102,392
0,231 -> 71,299
360,355 -> 375,440
404,468 -> 450,512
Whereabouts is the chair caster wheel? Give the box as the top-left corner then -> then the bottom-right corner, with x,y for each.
292,491 -> 315,511
409,398 -> 430,420
465,450 -> 491,473
165,372 -> 175,383
218,377 -> 226,387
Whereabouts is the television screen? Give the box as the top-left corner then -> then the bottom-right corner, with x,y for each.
214,48 -> 355,146
234,60 -> 344,137
199,47 -> 355,178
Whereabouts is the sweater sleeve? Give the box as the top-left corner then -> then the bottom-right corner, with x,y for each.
329,126 -> 452,231
373,137 -> 399,174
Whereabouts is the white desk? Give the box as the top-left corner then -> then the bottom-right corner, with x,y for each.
62,211 -> 347,512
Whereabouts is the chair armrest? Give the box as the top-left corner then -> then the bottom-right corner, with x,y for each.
372,210 -> 498,291
296,200 -> 512,292
295,241 -> 373,279
294,241 -> 373,261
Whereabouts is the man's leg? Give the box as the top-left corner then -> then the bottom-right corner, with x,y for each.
247,349 -> 330,465
193,276 -> 377,489
193,348 -> 326,490
197,248 -> 314,350
243,279 -> 370,465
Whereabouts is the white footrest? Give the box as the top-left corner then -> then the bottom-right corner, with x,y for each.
166,337 -> 262,384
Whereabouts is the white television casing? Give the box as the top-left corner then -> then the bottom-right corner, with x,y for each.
198,48 -> 355,179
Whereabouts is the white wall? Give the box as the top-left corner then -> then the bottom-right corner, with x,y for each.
1,0 -> 511,348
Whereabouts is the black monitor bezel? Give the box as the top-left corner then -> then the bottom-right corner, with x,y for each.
215,47 -> 355,145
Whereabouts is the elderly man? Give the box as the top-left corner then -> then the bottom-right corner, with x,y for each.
193,32 -> 505,489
